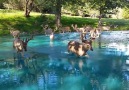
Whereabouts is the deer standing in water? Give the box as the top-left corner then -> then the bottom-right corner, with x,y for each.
58,24 -> 71,33
42,24 -> 55,41
68,39 -> 93,57
13,35 -> 33,56
41,24 -> 53,35
89,28 -> 100,40
71,24 -> 86,33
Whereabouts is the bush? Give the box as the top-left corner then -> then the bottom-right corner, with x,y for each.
122,7 -> 129,19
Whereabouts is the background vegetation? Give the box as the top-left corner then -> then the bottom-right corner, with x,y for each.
0,0 -> 129,35
0,10 -> 129,35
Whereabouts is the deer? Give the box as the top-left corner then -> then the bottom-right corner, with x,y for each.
97,15 -> 117,31
71,24 -> 86,33
98,24 -> 118,31
41,24 -> 55,41
58,24 -> 71,33
67,39 -> 93,57
41,24 -> 53,35
9,28 -> 20,38
13,35 -> 33,56
97,26 -> 111,31
89,28 -> 100,40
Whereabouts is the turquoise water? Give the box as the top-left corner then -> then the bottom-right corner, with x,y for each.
0,31 -> 129,90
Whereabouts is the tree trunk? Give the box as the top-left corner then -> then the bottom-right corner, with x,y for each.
99,7 -> 102,16
25,0 -> 29,17
55,0 -> 62,28
24,0 -> 34,17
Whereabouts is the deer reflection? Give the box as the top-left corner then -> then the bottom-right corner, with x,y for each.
68,58 -> 100,89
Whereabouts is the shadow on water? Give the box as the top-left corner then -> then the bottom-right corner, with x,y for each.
0,31 -> 129,90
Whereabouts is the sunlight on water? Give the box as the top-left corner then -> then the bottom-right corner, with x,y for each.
0,31 -> 129,90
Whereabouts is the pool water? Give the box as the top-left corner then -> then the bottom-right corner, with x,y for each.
0,31 -> 129,90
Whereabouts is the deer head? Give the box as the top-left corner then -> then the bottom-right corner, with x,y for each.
82,39 -> 93,51
9,28 -> 20,38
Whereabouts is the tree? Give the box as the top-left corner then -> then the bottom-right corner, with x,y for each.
35,0 -> 85,28
88,0 -> 127,16
0,0 -> 6,9
24,0 -> 34,17
54,0 -> 85,28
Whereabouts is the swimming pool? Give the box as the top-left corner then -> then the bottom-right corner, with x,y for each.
0,31 -> 129,90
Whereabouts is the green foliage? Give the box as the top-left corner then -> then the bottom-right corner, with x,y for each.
89,0 -> 127,15
0,10 -> 129,35
122,7 -> 129,19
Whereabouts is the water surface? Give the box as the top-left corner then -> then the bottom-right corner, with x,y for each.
0,31 -> 129,90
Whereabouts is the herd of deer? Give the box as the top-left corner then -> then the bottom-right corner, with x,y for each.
68,24 -> 100,57
41,23 -> 114,57
10,22 -> 117,58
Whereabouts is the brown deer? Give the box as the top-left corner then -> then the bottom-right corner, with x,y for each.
98,26 -> 110,31
41,24 -> 53,35
41,24 -> 55,41
13,36 -> 33,56
68,39 -> 93,57
89,28 -> 100,40
71,24 -> 86,32
58,24 -> 71,33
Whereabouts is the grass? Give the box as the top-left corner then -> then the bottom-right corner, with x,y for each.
0,9 -> 129,35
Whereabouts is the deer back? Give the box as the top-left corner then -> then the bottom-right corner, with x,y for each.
98,26 -> 110,31
59,26 -> 71,33
68,41 -> 80,53
68,40 -> 92,56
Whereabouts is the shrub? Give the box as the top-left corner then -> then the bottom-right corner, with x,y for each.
122,7 -> 129,19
